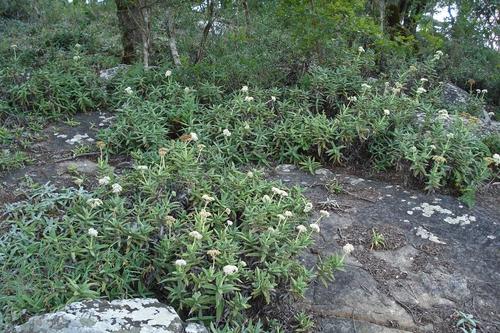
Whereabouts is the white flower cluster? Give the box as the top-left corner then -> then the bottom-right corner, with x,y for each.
88,228 -> 98,237
189,230 -> 203,240
433,50 -> 444,61
493,153 -> 500,165
342,243 -> 354,255
223,265 -> 238,275
271,187 -> 288,197
87,198 -> 103,208
112,183 -> 122,194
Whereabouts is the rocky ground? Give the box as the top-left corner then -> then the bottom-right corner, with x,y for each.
271,165 -> 499,333
1,111 -> 499,333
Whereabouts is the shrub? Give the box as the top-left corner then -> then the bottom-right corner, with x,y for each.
0,143 -> 346,330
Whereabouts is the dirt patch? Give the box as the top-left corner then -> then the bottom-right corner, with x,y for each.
338,224 -> 407,251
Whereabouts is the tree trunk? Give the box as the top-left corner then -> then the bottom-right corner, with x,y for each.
115,0 -> 138,64
165,9 -> 182,68
138,0 -> 151,69
242,0 -> 250,33
379,0 -> 385,33
195,0 -> 215,64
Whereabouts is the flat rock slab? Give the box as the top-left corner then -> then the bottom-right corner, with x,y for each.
271,165 -> 499,333
1,111 -> 115,205
11,298 -> 184,333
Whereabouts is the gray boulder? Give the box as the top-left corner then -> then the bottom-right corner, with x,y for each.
442,82 -> 470,106
442,83 -> 492,124
11,298 -> 197,333
99,65 -> 129,81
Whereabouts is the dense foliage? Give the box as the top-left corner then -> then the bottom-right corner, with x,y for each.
0,0 -> 499,331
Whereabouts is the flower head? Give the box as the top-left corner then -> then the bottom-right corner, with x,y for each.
246,170 -> 254,178
420,78 -> 428,83
222,128 -> 231,137
361,83 -> 371,90
432,155 -> 447,164
319,210 -> 330,218
207,249 -> 221,259
241,85 -> 249,93
296,225 -> 307,233
342,243 -> 354,255
262,195 -> 272,204
181,132 -> 198,142
11,44 -> 18,49
347,96 -> 357,102
358,46 -> 365,53
225,207 -> 231,215
184,87 -> 190,92
74,178 -> 84,186
202,194 -> 215,202
223,265 -> 238,275
277,214 -> 286,221
165,70 -> 172,77
492,153 -> 500,165
309,223 -> 320,233
284,210 -> 294,218
226,220 -> 233,226
164,215 -> 176,226
175,259 -> 187,267
87,198 -> 103,208
481,89 -> 488,94
125,87 -> 133,95
303,202 -> 313,213
244,96 -> 254,102
271,96 -> 277,102
416,87 -> 427,94
159,147 -> 168,157
383,109 -> 390,116
98,176 -> 111,186
88,228 -> 98,237
199,209 -> 212,219
271,187 -> 288,197
136,165 -> 148,171
111,183 -> 122,194
73,55 -> 81,61
75,43 -> 82,48
189,230 -> 203,240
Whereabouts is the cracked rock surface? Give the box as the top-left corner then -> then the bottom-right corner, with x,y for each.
271,165 -> 499,333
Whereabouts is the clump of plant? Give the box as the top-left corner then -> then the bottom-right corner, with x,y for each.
455,311 -> 478,333
0,140 -> 352,331
370,229 -> 385,250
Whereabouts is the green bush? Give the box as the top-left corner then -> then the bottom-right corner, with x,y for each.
0,143 -> 345,330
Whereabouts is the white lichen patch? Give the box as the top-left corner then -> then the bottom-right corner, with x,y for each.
413,202 -> 452,217
54,132 -> 68,139
443,214 -> 476,226
349,178 -> 365,185
15,298 -> 184,333
65,133 -> 94,145
408,202 -> 476,226
98,115 -> 115,127
487,235 -> 496,240
415,226 -> 446,244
